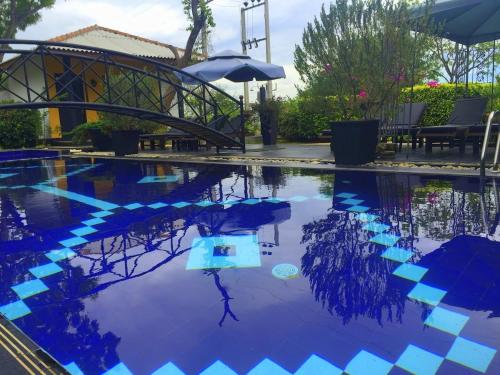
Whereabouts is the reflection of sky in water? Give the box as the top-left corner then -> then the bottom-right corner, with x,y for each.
0,158 -> 498,375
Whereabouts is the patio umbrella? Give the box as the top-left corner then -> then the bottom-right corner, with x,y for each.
179,50 -> 286,84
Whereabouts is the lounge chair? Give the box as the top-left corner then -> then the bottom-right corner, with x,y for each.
391,102 -> 427,151
418,97 -> 488,154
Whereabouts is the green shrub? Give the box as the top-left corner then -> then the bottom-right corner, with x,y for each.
400,83 -> 499,126
68,120 -> 112,145
0,101 -> 41,149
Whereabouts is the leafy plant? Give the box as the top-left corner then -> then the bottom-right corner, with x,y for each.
68,120 -> 112,145
0,100 -> 41,149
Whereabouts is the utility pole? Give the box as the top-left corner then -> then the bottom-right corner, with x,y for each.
241,7 -> 250,109
240,0 -> 273,105
202,0 -> 214,58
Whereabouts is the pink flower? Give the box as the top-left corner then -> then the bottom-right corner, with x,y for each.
358,90 -> 367,98
426,80 -> 440,88
324,63 -> 332,73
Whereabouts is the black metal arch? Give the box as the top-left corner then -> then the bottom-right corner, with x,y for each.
0,39 -> 245,152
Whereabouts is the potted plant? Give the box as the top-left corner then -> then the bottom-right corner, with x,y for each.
253,93 -> 282,145
69,120 -> 113,151
294,0 -> 428,164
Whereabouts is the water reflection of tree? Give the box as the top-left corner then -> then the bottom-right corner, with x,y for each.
301,210 -> 407,325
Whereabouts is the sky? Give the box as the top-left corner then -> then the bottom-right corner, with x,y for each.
17,0 -> 329,99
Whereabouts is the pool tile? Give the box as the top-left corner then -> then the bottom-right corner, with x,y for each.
186,235 -> 261,270
340,198 -> 364,205
91,211 -> 114,218
289,195 -> 308,202
152,362 -> 185,375
247,358 -> 291,375
362,222 -> 390,233
393,263 -> 428,282
295,354 -> 342,375
313,194 -> 331,200
264,197 -> 285,204
138,175 -> 179,184
199,360 -> 237,375
9,185 -> 27,189
424,307 -> 469,335
408,283 -> 447,306
195,200 -> 216,207
11,279 -> 49,299
82,218 -> 105,226
357,213 -> 380,222
347,205 -> 370,213
29,263 -> 63,278
396,345 -> 444,375
64,362 -> 85,375
71,226 -> 97,237
59,237 -> 88,248
446,337 -> 497,372
171,201 -> 191,208
369,233 -> 400,247
0,300 -> 31,320
221,199 -> 240,206
0,173 -> 17,179
345,350 -> 393,375
148,202 -> 168,209
336,192 -> 357,199
242,198 -> 261,205
46,248 -> 77,262
103,362 -> 134,375
380,247 -> 413,263
124,203 -> 144,210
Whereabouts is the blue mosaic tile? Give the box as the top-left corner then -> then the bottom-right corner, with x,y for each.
199,360 -> 237,375
264,197 -> 285,204
242,198 -> 261,205
124,203 -> 144,210
71,226 -> 97,237
103,362 -> 134,375
29,263 -> 63,278
340,198 -> 364,205
347,205 -> 370,213
45,248 -> 77,262
82,217 -> 105,226
186,235 -> 261,270
148,202 -> 168,209
64,362 -> 85,375
152,362 -> 185,375
369,233 -> 400,247
0,300 -> 31,320
357,213 -> 380,222
393,263 -> 428,282
138,175 -> 179,184
313,194 -> 332,200
336,192 -> 357,199
247,359 -> 291,375
345,350 -> 393,375
195,200 -> 216,207
9,185 -> 27,189
380,247 -> 413,263
446,337 -> 497,372
11,279 -> 49,299
295,354 -> 343,375
32,184 -> 119,211
362,222 -> 390,233
424,307 -> 469,336
220,199 -> 240,206
408,283 -> 447,306
59,237 -> 88,248
91,211 -> 114,218
396,345 -> 444,375
289,195 -> 308,202
0,173 -> 17,179
171,201 -> 191,208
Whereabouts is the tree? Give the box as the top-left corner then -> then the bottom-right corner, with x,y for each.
0,0 -> 55,62
178,0 -> 214,67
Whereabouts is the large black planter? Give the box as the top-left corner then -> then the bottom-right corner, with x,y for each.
89,129 -> 113,151
112,130 -> 140,156
331,119 -> 379,165
259,109 -> 278,145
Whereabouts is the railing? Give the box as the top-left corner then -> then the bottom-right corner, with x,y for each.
480,111 -> 499,177
0,40 -> 245,151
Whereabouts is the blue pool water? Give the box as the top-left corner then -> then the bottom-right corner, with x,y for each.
0,158 -> 499,375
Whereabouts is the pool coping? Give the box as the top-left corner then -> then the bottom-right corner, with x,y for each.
68,152 -> 500,178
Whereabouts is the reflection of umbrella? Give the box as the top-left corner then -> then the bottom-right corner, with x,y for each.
179,50 -> 286,84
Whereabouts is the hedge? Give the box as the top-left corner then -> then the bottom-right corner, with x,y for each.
0,101 -> 41,149
400,83 -> 499,127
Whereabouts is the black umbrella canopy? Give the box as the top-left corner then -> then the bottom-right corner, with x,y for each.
412,0 -> 500,45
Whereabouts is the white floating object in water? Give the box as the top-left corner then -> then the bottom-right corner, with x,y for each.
272,263 -> 299,280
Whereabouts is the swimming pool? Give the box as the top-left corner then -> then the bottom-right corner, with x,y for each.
0,158 -> 498,375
